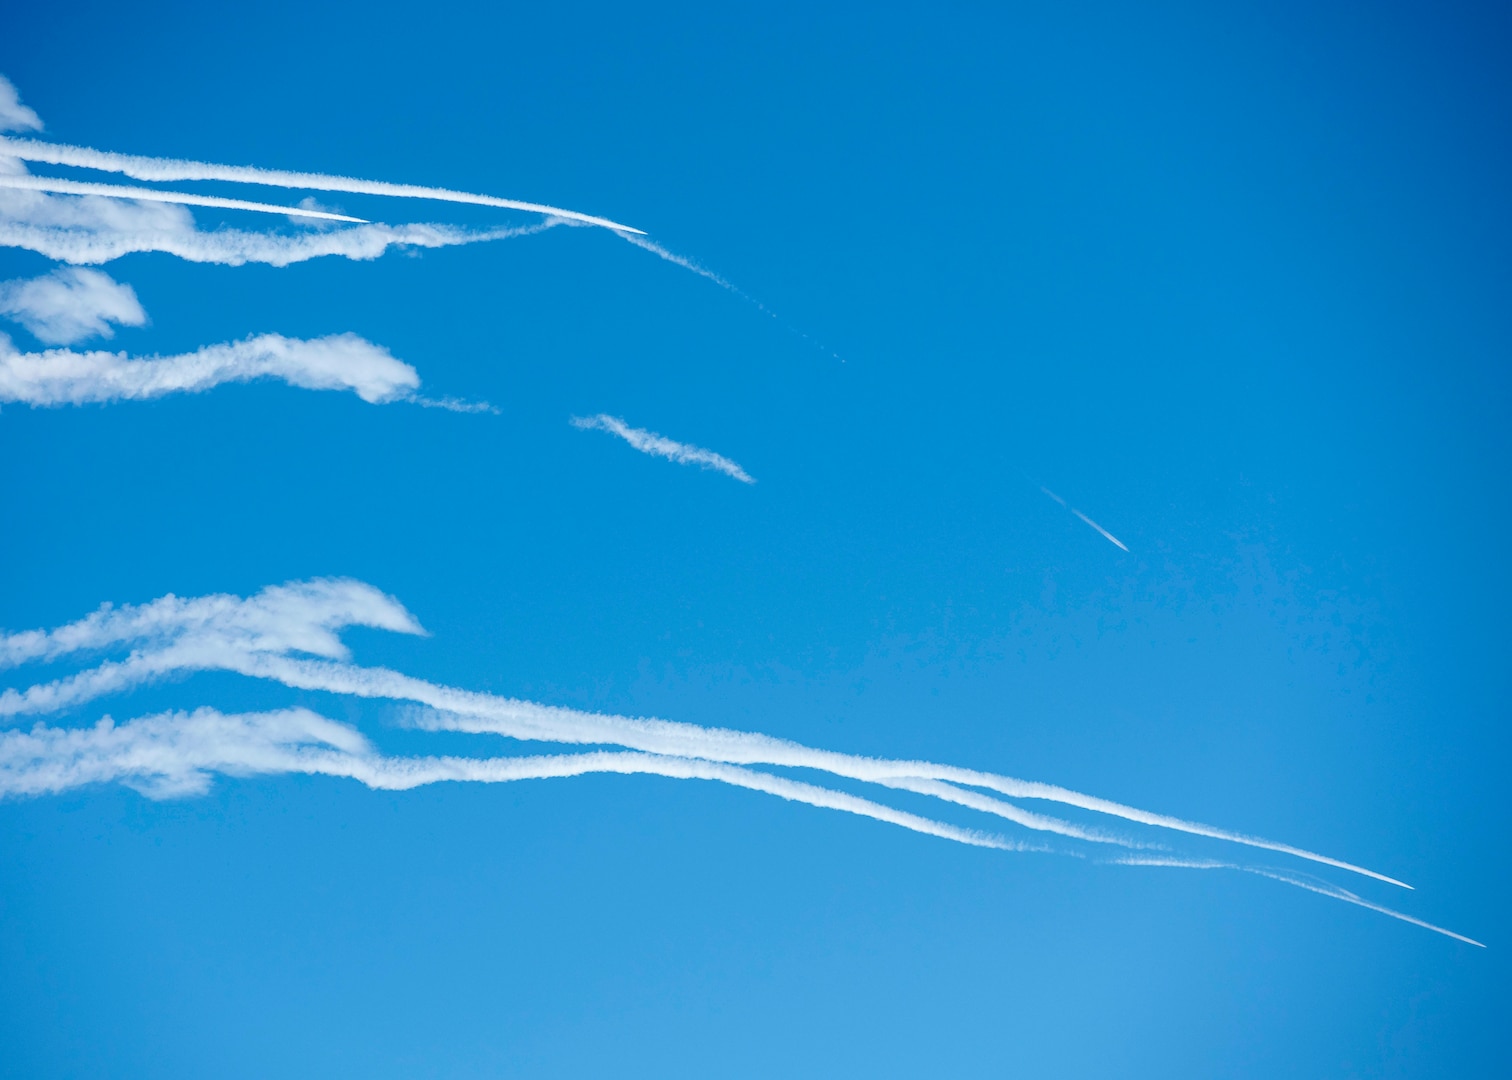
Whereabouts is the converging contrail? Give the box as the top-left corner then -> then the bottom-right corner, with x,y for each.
0,579 -> 1479,943
0,580 -> 1415,889
0,136 -> 643,233
0,172 -> 368,222
1040,486 -> 1129,552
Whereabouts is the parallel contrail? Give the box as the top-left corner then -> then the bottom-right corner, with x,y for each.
0,135 -> 643,234
0,579 -> 1409,889
1041,486 -> 1129,552
0,172 -> 368,222
0,708 -> 1019,852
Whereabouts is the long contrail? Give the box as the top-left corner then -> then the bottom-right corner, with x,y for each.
0,172 -> 368,222
0,579 -> 1410,889
0,135 -> 643,234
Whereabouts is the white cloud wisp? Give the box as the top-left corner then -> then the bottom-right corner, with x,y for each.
0,331 -> 435,407
571,413 -> 755,484
0,76 -> 42,134
0,267 -> 146,344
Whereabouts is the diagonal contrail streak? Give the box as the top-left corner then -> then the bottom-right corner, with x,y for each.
0,135 -> 643,233
0,172 -> 368,222
1040,486 -> 1129,552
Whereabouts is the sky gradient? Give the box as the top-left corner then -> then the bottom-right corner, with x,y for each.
1,2 -> 1508,1076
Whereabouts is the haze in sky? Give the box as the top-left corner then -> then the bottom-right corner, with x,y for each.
1,3 -> 1507,1077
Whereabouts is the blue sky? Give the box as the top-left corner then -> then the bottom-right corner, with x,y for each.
1,1 -> 1508,1075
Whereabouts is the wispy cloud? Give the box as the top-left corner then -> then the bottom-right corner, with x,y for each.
0,267 -> 146,344
0,184 -> 561,267
571,413 -> 755,484
0,331 -> 441,407
0,135 -> 644,234
1040,486 -> 1129,552
0,76 -> 41,134
0,580 -> 1417,896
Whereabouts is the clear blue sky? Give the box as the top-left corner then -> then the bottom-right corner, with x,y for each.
1,1 -> 1508,1075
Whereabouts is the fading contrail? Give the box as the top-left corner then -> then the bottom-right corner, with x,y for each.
0,135 -> 643,234
1041,486 -> 1129,552
0,579 -> 1410,889
0,171 -> 368,222
571,413 -> 755,484
616,231 -> 845,361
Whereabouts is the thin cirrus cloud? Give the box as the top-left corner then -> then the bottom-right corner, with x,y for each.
0,266 -> 145,344
2,576 -> 1485,954
572,413 -> 756,484
0,330 -> 493,410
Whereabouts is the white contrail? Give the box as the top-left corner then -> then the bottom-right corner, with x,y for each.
571,414 -> 755,484
615,232 -> 737,289
0,580 -> 1408,888
0,331 -> 430,407
0,182 -> 564,267
1110,855 -> 1483,948
0,707 -> 1018,852
0,135 -> 644,234
0,172 -> 367,222
0,267 -> 146,344
1041,486 -> 1129,552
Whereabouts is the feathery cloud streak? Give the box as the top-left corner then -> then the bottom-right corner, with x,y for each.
0,136 -> 643,234
0,580 -> 1408,889
0,76 -> 41,133
0,267 -> 145,344
572,414 -> 755,484
0,332 -> 426,406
